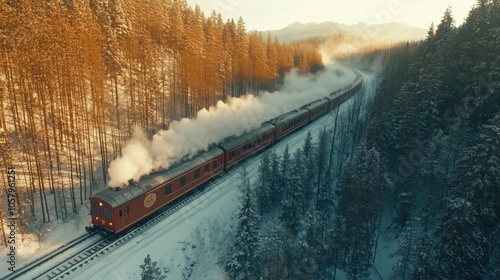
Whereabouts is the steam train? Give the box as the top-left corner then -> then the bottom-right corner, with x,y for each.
87,71 -> 363,235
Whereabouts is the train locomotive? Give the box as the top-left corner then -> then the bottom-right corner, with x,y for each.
87,71 -> 363,235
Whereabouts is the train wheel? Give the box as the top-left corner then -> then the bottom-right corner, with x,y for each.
85,225 -> 96,234
99,230 -> 109,238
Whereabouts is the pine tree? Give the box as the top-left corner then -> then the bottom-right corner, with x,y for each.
297,241 -> 313,280
303,130 -> 313,160
394,192 -> 412,231
280,144 -> 291,179
280,148 -> 304,235
232,16 -> 249,96
437,198 -> 489,280
389,219 -> 420,280
269,151 -> 282,205
412,238 -> 435,280
301,205 -> 322,279
140,254 -> 167,280
256,152 -> 272,213
315,129 -> 329,208
226,178 -> 260,280
337,144 -> 384,280
302,131 -> 316,210
259,227 -> 285,280
437,115 -> 500,279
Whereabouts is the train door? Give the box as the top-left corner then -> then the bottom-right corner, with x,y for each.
122,204 -> 131,227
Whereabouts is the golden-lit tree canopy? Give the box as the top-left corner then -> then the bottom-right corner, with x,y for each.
0,0 -> 323,237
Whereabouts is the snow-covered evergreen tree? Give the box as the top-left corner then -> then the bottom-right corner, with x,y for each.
256,151 -> 273,213
139,254 -> 167,280
389,218 -> 420,280
280,148 -> 304,235
270,150 -> 282,205
259,226 -> 285,280
412,237 -> 435,280
302,205 -> 323,279
302,133 -> 317,210
337,143 -> 384,280
303,130 -> 313,160
226,178 -> 260,280
280,144 -> 291,182
437,115 -> 500,279
297,241 -> 313,280
314,129 -> 329,206
437,198 -> 490,280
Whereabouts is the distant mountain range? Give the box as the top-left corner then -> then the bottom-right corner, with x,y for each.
258,21 -> 427,42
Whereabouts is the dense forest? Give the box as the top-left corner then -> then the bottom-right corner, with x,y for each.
0,0 -> 324,243
226,1 -> 500,279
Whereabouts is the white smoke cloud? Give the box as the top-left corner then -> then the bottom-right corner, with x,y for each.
107,65 -> 356,187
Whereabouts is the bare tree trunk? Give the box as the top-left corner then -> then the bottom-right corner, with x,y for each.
40,87 -> 59,220
34,142 -> 50,223
372,217 -> 382,263
0,208 -> 6,247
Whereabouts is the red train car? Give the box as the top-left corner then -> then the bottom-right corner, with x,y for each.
88,147 -> 225,234
266,109 -> 310,140
302,98 -> 331,121
218,123 -> 275,169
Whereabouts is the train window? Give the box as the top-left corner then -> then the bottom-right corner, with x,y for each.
119,210 -> 122,217
205,164 -> 210,173
180,177 -> 186,187
238,147 -> 242,155
257,138 -> 261,145
92,202 -> 100,215
254,140 -> 257,147
165,184 -> 172,195
124,207 -> 129,215
243,144 -> 247,152
213,160 -> 218,169
104,207 -> 111,220
195,169 -> 200,179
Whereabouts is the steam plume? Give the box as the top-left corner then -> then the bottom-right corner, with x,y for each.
107,65 -> 356,187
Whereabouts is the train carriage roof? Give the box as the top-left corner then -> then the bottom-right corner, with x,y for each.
218,123 -> 276,151
266,108 -> 310,127
92,146 -> 224,207
301,98 -> 330,111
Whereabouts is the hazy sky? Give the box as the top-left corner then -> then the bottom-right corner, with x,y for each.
185,0 -> 477,31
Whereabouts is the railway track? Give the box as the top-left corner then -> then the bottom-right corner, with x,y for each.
4,150 -> 268,280
4,111 -> 327,280
0,234 -> 97,280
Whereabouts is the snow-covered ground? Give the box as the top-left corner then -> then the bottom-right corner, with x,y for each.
1,69 -> 400,280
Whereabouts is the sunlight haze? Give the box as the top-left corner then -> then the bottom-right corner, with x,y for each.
186,0 -> 477,31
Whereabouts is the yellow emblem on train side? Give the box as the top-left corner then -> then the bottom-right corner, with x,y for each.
144,193 -> 156,208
